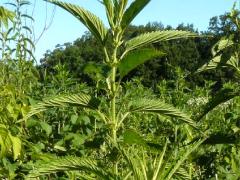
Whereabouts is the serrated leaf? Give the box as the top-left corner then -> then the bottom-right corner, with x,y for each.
197,55 -> 221,73
129,99 -> 196,127
121,0 -> 150,29
198,37 -> 239,76
125,30 -> 197,52
27,156 -> 116,179
46,0 -> 107,44
160,138 -> 206,180
26,93 -> 100,119
197,55 -> 240,75
102,0 -> 115,27
212,38 -> 234,56
152,140 -> 168,180
119,48 -> 166,78
226,55 -> 239,74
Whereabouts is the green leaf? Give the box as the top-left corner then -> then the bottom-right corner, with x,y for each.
226,55 -> 240,76
197,37 -> 239,76
120,138 -> 201,180
120,149 -> 143,180
21,14 -> 34,21
39,122 -> 52,136
212,38 -> 234,56
102,0 -> 115,27
84,63 -> 110,79
163,138 -> 206,180
78,115 -> 91,125
227,55 -> 239,68
196,55 -> 221,73
54,145 -> 66,152
0,126 -> 10,158
118,48 -> 166,78
197,54 -> 239,74
26,93 -> 100,119
0,6 -> 15,28
152,140 -> 168,180
10,135 -> 21,160
26,119 -> 38,128
123,129 -> 146,146
0,125 -> 21,160
129,99 -> 196,127
70,114 -> 78,124
27,156 -> 116,179
125,30 -> 197,52
46,0 -> 108,44
72,134 -> 85,147
121,0 -> 150,29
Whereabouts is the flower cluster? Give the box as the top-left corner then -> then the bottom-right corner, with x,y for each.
187,97 -> 208,107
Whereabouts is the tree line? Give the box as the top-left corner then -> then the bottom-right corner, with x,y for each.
39,12 -> 235,90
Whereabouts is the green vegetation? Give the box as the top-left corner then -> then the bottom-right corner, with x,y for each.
0,0 -> 239,179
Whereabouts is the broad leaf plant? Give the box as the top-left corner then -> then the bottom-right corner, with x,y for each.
26,0 -> 205,178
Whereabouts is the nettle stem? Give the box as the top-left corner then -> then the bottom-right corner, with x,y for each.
111,65 -> 117,144
108,23 -> 122,144
110,65 -> 119,176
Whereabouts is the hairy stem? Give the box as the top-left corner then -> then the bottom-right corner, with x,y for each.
111,64 -> 117,144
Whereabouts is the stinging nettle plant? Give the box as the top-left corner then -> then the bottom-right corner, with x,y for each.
0,1 -> 40,178
26,0 -> 203,178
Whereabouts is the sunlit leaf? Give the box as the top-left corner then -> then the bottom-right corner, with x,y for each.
125,30 -> 197,52
163,138 -> 206,180
0,125 -> 21,160
197,55 -> 221,73
121,0 -> 150,29
0,6 -> 15,28
26,93 -> 100,119
46,0 -> 108,44
129,99 -> 196,127
102,0 -> 115,27
10,135 -> 21,160
119,48 -> 166,78
27,156 -> 116,179
212,38 -> 234,56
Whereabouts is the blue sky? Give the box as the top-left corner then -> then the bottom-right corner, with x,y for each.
1,0 -> 237,61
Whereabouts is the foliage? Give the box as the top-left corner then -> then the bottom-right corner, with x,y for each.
40,24 -> 206,87
0,0 -> 240,179
24,0 -> 205,178
0,6 -> 15,28
0,0 -> 39,179
197,3 -> 240,120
